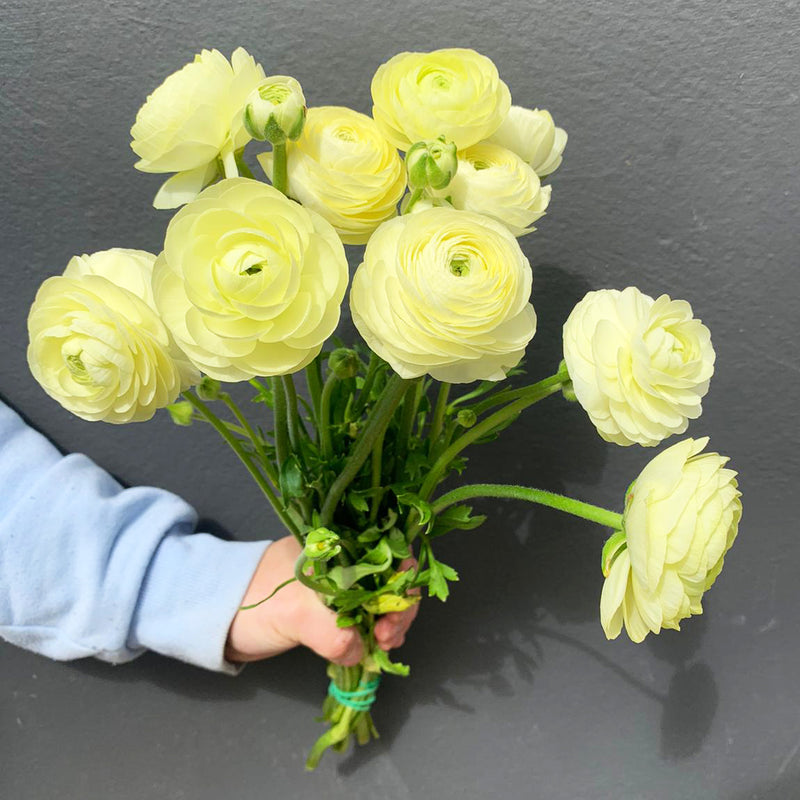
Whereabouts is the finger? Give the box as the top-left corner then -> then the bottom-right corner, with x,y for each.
297,606 -> 364,666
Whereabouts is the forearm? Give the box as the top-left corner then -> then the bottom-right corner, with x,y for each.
0,400 -> 268,673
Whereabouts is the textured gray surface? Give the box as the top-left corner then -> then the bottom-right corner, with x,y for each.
1,1 -> 799,797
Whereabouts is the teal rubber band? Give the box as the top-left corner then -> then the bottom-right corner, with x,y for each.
327,677 -> 381,712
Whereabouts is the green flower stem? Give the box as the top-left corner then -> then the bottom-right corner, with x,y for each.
320,374 -> 411,527
431,483 -> 623,530
369,426 -> 387,524
192,414 -> 249,439
183,390 -> 303,543
306,357 -> 323,424
234,151 -> 255,179
472,362 -> 570,416
220,392 -> 278,486
429,382 -> 451,441
272,142 -> 288,195
393,378 -> 423,481
281,374 -> 304,452
271,376 -> 290,470
221,146 -> 239,179
418,372 -> 566,501
294,554 -> 336,596
319,368 -> 339,461
351,352 -> 381,418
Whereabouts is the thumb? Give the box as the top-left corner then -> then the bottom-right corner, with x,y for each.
296,602 -> 364,666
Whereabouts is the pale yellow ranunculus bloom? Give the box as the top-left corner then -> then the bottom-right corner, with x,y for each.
439,142 -> 551,237
27,249 -> 198,423
153,178 -> 348,381
131,48 -> 265,208
350,207 -> 536,383
488,106 -> 567,177
258,106 -> 405,245
562,287 -> 715,446
371,48 -> 511,151
600,437 -> 741,642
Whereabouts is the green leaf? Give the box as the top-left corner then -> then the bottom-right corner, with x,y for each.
396,492 -> 433,525
327,538 -> 393,591
386,527 -> 411,559
430,504 -> 487,538
250,380 -> 274,407
428,557 -> 459,601
279,455 -> 305,499
347,491 -> 370,514
335,615 -> 359,628
372,647 -> 410,677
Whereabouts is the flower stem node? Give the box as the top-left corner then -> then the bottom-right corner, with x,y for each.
303,527 -> 342,562
328,348 -> 360,380
244,76 -> 306,145
196,375 -> 222,401
406,137 -> 458,192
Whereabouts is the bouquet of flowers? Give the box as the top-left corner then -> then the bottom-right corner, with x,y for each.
26,46 -> 742,769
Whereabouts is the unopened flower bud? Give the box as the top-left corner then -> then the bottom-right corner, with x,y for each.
303,527 -> 342,561
328,348 -> 360,380
456,408 -> 477,428
406,137 -> 458,191
167,400 -> 194,426
244,76 -> 306,144
197,375 -> 222,401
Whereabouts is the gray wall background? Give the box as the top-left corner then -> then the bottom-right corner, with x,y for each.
1,1 -> 798,798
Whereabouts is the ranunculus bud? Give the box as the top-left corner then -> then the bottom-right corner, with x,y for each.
196,375 -> 222,401
328,348 -> 360,380
244,76 -> 306,144
167,400 -> 194,426
456,409 -> 477,428
406,137 -> 458,191
303,527 -> 342,561
600,438 -> 742,643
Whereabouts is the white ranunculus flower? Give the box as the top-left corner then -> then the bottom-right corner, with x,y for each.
350,207 -> 537,383
563,287 -> 715,447
439,142 -> 551,237
153,178 -> 348,381
371,48 -> 511,151
131,48 -> 265,208
600,437 -> 742,642
27,249 -> 197,423
258,106 -> 405,245
488,105 -> 567,177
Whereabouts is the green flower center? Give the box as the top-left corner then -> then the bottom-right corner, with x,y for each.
65,352 -> 93,385
449,255 -> 470,277
259,84 -> 292,105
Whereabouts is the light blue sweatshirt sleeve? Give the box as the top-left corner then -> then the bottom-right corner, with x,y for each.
0,400 -> 270,674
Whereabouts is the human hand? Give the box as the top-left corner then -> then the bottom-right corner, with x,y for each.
225,536 -> 419,666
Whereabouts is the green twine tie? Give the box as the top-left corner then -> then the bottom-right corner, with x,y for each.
327,677 -> 381,712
